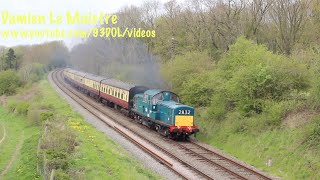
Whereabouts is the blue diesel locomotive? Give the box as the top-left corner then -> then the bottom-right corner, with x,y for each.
132,89 -> 198,139
63,68 -> 199,140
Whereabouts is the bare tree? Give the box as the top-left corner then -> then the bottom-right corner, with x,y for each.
203,0 -> 246,50
141,0 -> 162,51
163,0 -> 181,58
270,0 -> 309,55
246,0 -> 272,39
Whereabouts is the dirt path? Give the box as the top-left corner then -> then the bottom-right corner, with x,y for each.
0,131 -> 24,178
0,124 -> 5,145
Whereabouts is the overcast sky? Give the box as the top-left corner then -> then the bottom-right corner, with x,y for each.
0,0 -> 173,48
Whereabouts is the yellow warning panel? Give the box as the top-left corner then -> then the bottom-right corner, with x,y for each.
175,116 -> 194,126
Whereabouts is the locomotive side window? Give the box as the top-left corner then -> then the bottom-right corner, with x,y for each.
152,93 -> 164,105
143,94 -> 148,102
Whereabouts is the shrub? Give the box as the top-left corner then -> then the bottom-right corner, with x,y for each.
40,112 -> 54,121
0,70 -> 21,95
161,51 -> 214,93
180,73 -> 213,107
46,150 -> 69,170
7,99 -> 18,112
6,100 -> 30,115
209,37 -> 311,117
16,102 -> 30,115
53,169 -> 71,180
307,119 -> 320,147
39,120 -> 77,179
27,109 -> 42,125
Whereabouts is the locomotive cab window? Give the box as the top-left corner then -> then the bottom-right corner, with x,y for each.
152,93 -> 164,105
171,94 -> 180,103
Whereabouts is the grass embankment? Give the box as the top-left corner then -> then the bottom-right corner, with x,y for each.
197,115 -> 320,179
1,79 -> 161,179
0,107 -> 40,179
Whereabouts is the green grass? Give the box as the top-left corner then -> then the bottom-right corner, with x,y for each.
36,80 -> 161,179
0,107 -> 41,180
0,123 -> 4,142
1,78 -> 161,179
197,115 -> 320,179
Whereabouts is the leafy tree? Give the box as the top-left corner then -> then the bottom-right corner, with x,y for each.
5,48 -> 16,70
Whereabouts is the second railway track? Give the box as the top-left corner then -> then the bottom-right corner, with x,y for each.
50,69 -> 277,180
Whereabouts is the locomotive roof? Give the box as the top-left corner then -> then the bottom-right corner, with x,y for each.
101,79 -> 134,90
158,101 -> 193,109
144,89 -> 179,97
144,89 -> 162,96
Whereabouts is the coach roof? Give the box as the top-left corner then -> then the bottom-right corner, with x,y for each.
101,79 -> 134,90
84,73 -> 108,82
69,69 -> 87,77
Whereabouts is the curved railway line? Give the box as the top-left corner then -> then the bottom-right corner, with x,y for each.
50,69 -> 277,180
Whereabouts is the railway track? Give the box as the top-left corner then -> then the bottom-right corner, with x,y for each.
50,69 -> 277,180
174,141 -> 273,180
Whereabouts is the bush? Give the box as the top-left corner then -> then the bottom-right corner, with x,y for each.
39,120 -> 76,179
40,112 -> 54,121
180,73 -> 213,106
307,119 -> 320,147
7,100 -> 30,115
16,102 -> 30,115
46,150 -> 69,170
162,51 -> 214,93
27,109 -> 42,125
0,70 -> 22,95
54,169 -> 71,180
209,37 -> 311,117
7,99 -> 18,112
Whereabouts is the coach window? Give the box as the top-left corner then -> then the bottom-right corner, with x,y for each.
121,93 -> 124,100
